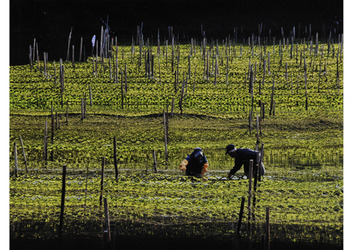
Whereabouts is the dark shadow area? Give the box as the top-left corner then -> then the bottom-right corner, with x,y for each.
10,237 -> 343,250
10,0 -> 342,65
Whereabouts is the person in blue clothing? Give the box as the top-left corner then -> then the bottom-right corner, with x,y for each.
179,147 -> 209,178
225,144 -> 265,179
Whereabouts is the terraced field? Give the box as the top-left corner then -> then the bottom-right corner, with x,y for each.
10,36 -> 343,249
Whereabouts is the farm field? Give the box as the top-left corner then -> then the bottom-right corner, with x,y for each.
9,33 -> 343,249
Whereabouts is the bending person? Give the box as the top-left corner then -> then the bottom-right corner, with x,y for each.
225,144 -> 265,179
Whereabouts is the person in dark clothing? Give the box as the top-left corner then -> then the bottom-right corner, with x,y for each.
179,147 -> 209,178
225,144 -> 265,179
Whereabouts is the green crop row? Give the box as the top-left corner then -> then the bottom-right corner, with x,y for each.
10,171 -> 343,244
10,43 -> 342,116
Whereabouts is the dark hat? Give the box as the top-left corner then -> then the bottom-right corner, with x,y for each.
194,147 -> 202,152
225,144 -> 235,155
193,147 -> 203,158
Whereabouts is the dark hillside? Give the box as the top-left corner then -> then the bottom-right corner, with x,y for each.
10,0 -> 343,65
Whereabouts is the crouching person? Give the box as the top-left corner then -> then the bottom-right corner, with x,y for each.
225,144 -> 265,179
179,147 -> 208,178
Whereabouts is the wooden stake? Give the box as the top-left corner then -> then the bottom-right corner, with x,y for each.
89,85 -> 93,107
179,80 -> 185,114
13,142 -> 18,178
103,198 -> 111,249
100,157 -> 105,206
36,42 -> 40,71
259,143 -> 264,181
254,160 -> 259,191
72,45 -> 75,67
59,59 -> 65,107
171,98 -> 175,117
236,197 -> 245,236
65,101 -> 69,125
19,136 -> 28,173
124,63 -> 128,92
81,98 -> 85,121
29,45 -> 33,70
226,56 -> 229,84
43,121 -> 48,162
113,137 -> 118,182
66,27 -> 73,61
304,58 -> 308,111
163,109 -> 168,168
256,115 -> 260,147
336,51 -> 340,93
84,166 -> 89,210
43,52 -> 47,77
109,56 -> 112,80
266,207 -> 271,250
248,159 -> 253,244
59,165 -> 67,237
115,45 -> 119,83
269,75 -> 275,116
120,72 -> 124,109
249,111 -> 252,135
79,37 -> 83,62
51,104 -> 55,143
152,150 -> 158,173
